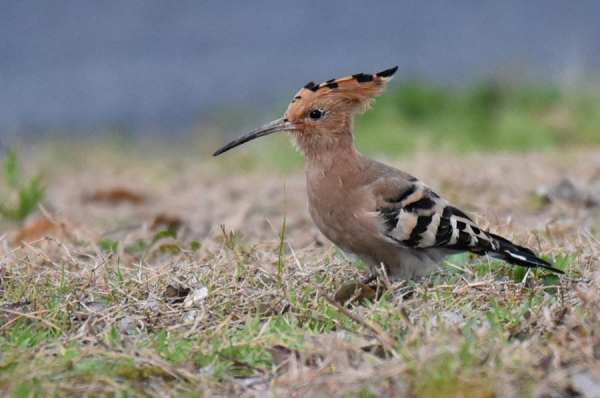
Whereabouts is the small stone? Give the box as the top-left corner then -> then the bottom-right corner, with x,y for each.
117,316 -> 136,334
183,309 -> 203,323
184,287 -> 209,308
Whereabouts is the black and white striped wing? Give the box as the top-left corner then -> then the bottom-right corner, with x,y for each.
377,182 -> 498,252
375,181 -> 563,273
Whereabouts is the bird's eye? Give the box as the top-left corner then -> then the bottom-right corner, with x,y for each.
309,109 -> 324,120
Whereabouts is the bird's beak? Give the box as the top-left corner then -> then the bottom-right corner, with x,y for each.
213,117 -> 296,156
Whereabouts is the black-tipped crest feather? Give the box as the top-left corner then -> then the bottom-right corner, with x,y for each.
376,66 -> 399,78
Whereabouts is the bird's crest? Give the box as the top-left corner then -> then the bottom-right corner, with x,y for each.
287,66 -> 398,118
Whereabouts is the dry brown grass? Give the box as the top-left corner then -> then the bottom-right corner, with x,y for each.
1,148 -> 599,397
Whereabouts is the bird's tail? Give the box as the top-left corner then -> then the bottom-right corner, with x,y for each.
486,233 -> 563,274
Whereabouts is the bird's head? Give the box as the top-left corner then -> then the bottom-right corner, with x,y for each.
213,66 -> 398,158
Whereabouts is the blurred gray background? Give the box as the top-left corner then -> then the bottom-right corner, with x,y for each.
2,0 -> 600,137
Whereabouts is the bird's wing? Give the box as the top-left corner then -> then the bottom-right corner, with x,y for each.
367,175 -> 492,251
365,175 -> 562,273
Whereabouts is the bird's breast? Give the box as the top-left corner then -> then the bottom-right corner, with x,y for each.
305,171 -> 374,255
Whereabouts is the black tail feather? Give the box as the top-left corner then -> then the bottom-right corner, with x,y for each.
486,233 -> 564,274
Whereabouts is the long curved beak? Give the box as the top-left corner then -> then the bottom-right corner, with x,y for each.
213,117 -> 296,156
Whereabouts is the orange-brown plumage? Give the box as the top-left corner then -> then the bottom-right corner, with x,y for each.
284,67 -> 396,159
213,66 -> 562,280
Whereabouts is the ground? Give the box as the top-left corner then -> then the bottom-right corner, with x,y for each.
0,146 -> 599,397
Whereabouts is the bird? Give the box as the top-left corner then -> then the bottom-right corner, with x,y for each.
213,66 -> 563,280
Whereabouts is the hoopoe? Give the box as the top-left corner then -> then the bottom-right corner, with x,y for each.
213,66 -> 562,280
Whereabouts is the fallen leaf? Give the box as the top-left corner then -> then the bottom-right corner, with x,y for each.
151,213 -> 183,231
267,345 -> 300,368
83,188 -> 146,205
13,216 -> 60,245
334,281 -> 377,304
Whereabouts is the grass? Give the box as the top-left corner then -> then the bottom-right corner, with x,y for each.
0,148 -> 45,223
0,145 -> 598,396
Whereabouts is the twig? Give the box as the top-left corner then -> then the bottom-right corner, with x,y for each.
321,292 -> 397,357
377,262 -> 392,291
0,308 -> 62,332
445,260 -> 474,275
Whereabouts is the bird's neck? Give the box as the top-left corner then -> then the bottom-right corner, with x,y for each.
302,131 -> 372,191
301,133 -> 357,166
296,126 -> 355,160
